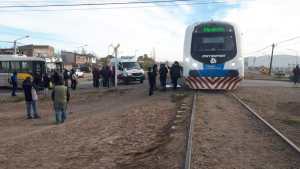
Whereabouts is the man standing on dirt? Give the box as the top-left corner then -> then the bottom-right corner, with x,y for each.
70,69 -> 78,90
293,65 -> 300,85
148,67 -> 156,96
159,63 -> 168,91
63,69 -> 69,87
152,64 -> 158,90
51,71 -> 60,86
10,71 -> 18,96
23,77 -> 40,119
170,61 -> 182,90
100,65 -> 112,88
51,77 -> 70,124
92,67 -> 100,88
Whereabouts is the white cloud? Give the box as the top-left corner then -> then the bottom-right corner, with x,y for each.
0,2 -> 191,61
221,0 -> 300,57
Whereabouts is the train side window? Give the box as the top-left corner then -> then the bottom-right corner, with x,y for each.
11,61 -> 21,72
0,61 -> 10,73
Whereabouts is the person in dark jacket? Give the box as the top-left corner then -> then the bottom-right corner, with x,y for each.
159,64 -> 168,91
52,77 -> 70,124
70,69 -> 78,90
92,67 -> 100,88
10,71 -> 18,96
43,73 -> 50,89
51,71 -> 60,86
43,73 -> 50,95
293,65 -> 300,85
32,73 -> 41,90
63,69 -> 70,87
152,64 -> 158,90
101,66 -> 112,88
23,77 -> 40,119
170,61 -> 182,90
148,67 -> 156,96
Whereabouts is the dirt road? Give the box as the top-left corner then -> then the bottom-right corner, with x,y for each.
0,84 -> 189,169
191,92 -> 300,169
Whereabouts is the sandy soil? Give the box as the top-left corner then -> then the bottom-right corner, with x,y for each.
235,86 -> 300,147
0,84 -> 190,169
191,92 -> 300,169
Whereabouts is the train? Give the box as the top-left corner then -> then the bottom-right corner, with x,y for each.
183,21 -> 244,90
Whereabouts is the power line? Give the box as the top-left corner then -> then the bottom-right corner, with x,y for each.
0,1 -> 228,12
246,36 -> 300,56
0,0 -> 200,8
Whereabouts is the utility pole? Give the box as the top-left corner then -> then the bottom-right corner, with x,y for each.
13,35 -> 29,55
114,44 -> 120,88
269,43 -> 275,75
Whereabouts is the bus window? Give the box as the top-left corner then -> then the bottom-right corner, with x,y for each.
33,61 -> 45,76
21,61 -> 32,73
0,61 -> 10,73
11,61 -> 21,72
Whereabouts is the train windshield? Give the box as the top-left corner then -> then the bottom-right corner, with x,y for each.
190,23 -> 237,64
192,33 -> 235,52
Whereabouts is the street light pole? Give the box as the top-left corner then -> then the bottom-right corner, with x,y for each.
108,44 -> 113,55
13,35 -> 29,55
114,44 -> 120,88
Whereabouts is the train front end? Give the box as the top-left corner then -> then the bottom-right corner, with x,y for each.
183,21 -> 244,90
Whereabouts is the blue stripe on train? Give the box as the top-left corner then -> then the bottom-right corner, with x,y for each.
190,64 -> 239,77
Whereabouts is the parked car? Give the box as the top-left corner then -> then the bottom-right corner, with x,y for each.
75,68 -> 84,78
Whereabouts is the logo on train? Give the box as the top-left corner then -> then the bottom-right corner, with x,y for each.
210,58 -> 217,64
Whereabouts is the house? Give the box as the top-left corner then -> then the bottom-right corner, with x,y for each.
61,51 -> 96,69
18,45 -> 54,58
0,44 -> 54,58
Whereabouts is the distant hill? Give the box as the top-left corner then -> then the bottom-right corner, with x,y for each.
245,55 -> 300,68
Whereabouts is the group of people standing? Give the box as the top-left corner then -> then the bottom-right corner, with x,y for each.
92,65 -> 115,88
148,61 -> 182,96
10,70 -> 72,124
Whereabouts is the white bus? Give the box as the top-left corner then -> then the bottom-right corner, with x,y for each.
183,21 -> 244,90
0,55 -> 46,87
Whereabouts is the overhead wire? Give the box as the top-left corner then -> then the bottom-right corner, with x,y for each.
0,1 -> 230,12
245,36 -> 300,56
0,0 -> 203,8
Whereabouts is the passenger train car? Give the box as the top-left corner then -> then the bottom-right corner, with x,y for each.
183,21 -> 244,90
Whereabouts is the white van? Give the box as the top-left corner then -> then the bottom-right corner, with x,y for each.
110,56 -> 145,84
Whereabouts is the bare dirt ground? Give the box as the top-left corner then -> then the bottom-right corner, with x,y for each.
0,84 -> 190,169
235,86 -> 300,148
191,92 -> 300,169
245,70 -> 291,81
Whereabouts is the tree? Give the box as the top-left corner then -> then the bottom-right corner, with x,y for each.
99,55 -> 114,65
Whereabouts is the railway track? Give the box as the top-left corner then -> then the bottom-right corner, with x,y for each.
183,92 -> 300,169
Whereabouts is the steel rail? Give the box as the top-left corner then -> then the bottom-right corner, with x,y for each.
231,93 -> 300,154
183,93 -> 197,169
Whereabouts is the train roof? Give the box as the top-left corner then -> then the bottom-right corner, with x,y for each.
187,20 -> 238,30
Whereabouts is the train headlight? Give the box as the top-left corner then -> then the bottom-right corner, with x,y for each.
231,62 -> 236,67
185,57 -> 190,62
192,63 -> 198,68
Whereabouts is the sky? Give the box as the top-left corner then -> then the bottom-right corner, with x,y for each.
0,0 -> 300,61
